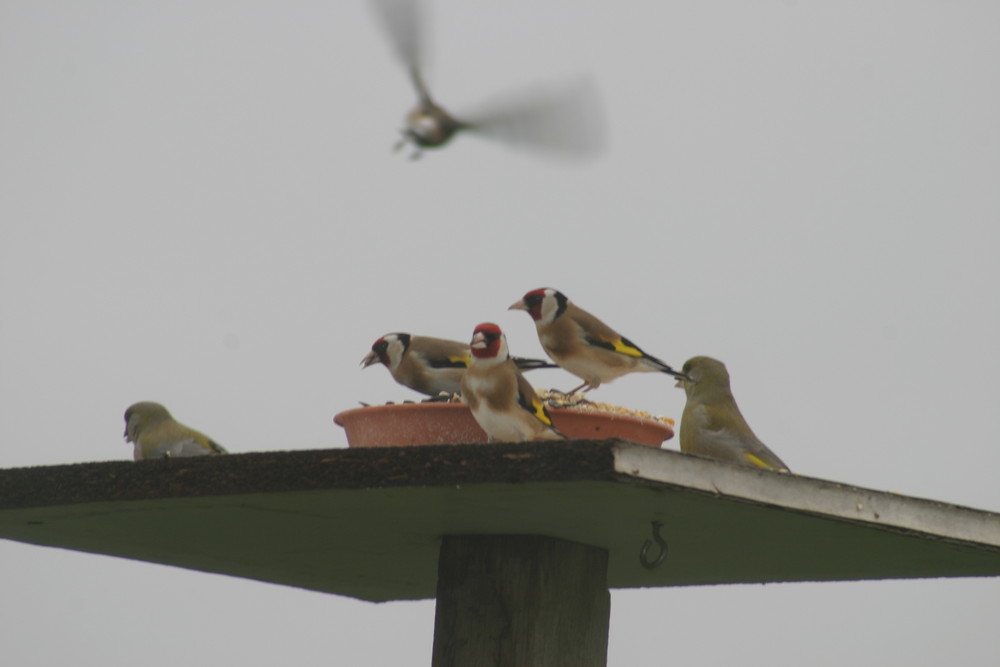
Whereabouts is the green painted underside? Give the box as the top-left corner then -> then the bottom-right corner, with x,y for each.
3,476 -> 999,602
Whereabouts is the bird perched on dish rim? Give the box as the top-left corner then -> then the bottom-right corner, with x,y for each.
123,401 -> 228,461
459,323 -> 566,442
362,332 -> 554,398
509,287 -> 687,394
675,356 -> 790,472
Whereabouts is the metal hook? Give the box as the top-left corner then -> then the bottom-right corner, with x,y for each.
639,520 -> 667,570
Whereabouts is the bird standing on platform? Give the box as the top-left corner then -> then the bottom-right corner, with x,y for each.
362,332 -> 555,398
369,0 -> 606,159
123,402 -> 228,461
460,323 -> 565,442
675,356 -> 790,472
509,288 -> 687,394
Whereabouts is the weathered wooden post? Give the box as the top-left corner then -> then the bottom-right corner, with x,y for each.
432,535 -> 610,667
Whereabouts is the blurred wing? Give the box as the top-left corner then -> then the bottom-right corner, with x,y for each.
369,0 -> 423,68
369,0 -> 430,99
461,76 -> 608,159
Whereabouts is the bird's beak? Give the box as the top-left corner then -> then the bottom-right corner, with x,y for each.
470,332 -> 487,350
673,372 -> 692,389
361,350 -> 380,368
508,299 -> 527,311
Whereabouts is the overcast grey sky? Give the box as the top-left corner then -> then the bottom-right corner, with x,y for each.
2,1 -> 999,665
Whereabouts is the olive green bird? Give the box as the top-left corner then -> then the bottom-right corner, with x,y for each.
676,357 -> 790,472
123,401 -> 228,461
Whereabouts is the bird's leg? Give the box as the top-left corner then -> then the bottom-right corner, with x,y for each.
393,129 -> 410,153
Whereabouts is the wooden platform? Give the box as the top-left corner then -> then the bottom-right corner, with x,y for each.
2,440 -> 999,602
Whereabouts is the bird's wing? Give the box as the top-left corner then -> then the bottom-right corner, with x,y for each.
584,332 -> 647,358
514,370 -> 556,428
412,337 -> 471,369
690,405 -> 787,471
172,434 -> 223,457
142,435 -> 198,459
369,0 -> 432,103
420,351 -> 469,369
461,77 -> 607,159
370,0 -> 424,71
569,309 -> 655,360
569,309 -> 677,373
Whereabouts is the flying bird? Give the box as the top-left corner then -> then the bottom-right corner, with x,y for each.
369,0 -> 606,159
362,332 -> 555,398
123,401 -> 228,461
509,287 -> 687,394
460,323 -> 565,442
676,356 -> 790,472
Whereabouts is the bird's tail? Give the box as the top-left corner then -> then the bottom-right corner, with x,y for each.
208,439 -> 229,455
645,354 -> 689,381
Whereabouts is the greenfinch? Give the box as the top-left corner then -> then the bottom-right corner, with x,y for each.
676,357 -> 789,472
123,401 -> 228,461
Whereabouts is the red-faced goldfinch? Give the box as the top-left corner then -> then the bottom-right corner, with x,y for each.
362,332 -> 555,398
509,288 -> 688,394
124,402 -> 228,461
460,323 -> 566,442
676,356 -> 790,472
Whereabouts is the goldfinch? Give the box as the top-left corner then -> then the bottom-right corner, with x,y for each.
123,401 -> 228,461
509,287 -> 687,394
676,356 -> 790,472
361,332 -> 555,398
460,323 -> 566,442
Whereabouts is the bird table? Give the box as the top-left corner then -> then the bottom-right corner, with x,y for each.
3,441 -> 1000,666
